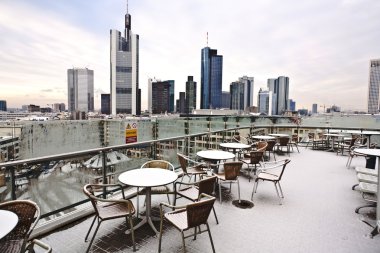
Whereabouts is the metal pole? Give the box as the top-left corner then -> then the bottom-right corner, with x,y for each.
101,151 -> 107,198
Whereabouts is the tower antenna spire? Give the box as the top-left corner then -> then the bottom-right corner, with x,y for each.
126,0 -> 129,14
207,32 -> 208,47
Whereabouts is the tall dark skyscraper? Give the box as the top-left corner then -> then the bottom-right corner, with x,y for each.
110,1 -> 140,115
201,47 -> 223,109
185,76 -> 197,113
150,80 -> 175,114
101,94 -> 111,115
368,59 -> 380,114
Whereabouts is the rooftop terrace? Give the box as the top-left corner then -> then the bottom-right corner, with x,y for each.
33,148 -> 379,253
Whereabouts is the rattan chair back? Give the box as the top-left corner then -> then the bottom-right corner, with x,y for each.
266,140 -> 276,151
223,162 -> 242,180
141,160 -> 174,171
277,159 -> 291,181
177,154 -> 188,174
186,197 -> 216,228
83,184 -> 102,215
278,137 -> 290,146
247,151 -> 264,165
256,141 -> 268,152
0,200 -> 39,242
198,176 -> 217,196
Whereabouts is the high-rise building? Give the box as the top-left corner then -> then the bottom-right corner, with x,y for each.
201,47 -> 223,109
367,59 -> 380,114
110,3 -> 140,115
257,89 -> 272,115
178,92 -> 186,114
67,68 -> 94,112
267,76 -> 289,115
151,80 -> 175,114
289,99 -> 296,111
312,103 -> 318,114
0,100 -> 7,111
185,76 -> 197,113
101,94 -> 111,115
230,82 -> 244,110
239,76 -> 254,108
53,103 -> 65,112
221,91 -> 230,109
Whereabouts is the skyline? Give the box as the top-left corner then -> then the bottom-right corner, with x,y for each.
0,0 -> 379,111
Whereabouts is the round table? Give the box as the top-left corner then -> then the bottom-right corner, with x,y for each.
251,135 -> 276,140
353,148 -> 380,236
268,134 -> 289,138
197,150 -> 235,173
323,133 -> 345,151
118,168 -> 178,234
219,143 -> 250,161
0,210 -> 18,239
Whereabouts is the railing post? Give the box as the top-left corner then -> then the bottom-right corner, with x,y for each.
101,151 -> 107,198
207,117 -> 211,150
10,166 -> 16,200
185,117 -> 189,156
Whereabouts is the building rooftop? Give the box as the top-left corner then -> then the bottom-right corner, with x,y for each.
33,148 -> 380,253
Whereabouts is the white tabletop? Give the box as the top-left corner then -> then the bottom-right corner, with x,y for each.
197,150 -> 235,161
354,149 -> 380,157
251,135 -> 276,140
118,168 -> 178,187
268,134 -> 289,137
219,143 -> 251,149
323,133 -> 345,137
0,210 -> 18,239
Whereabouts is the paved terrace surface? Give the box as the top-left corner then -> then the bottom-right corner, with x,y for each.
34,148 -> 379,253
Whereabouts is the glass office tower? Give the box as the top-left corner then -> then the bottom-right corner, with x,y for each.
67,68 -> 94,113
201,47 -> 223,109
110,6 -> 140,115
368,59 -> 380,114
185,76 -> 197,113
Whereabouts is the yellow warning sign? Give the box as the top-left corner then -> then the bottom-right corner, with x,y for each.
125,122 -> 138,143
126,123 -> 132,129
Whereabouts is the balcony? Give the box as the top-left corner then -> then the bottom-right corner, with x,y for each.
0,115 -> 380,252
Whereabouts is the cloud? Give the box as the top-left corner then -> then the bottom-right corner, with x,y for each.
0,0 -> 379,111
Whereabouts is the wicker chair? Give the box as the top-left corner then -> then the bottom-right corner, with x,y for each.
137,160 -> 175,217
174,176 -> 219,224
158,194 -> 216,253
305,133 -> 316,149
265,140 -> 277,161
275,137 -> 290,156
177,153 -> 207,183
241,150 -> 264,181
251,159 -> 291,205
215,162 -> 243,203
83,184 -> 136,252
288,134 -> 300,153
0,200 -> 52,253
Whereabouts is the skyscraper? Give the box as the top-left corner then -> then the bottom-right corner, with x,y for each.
185,76 -> 197,113
67,68 -> 94,113
267,76 -> 289,115
201,47 -> 223,109
367,59 -> 380,114
239,76 -> 254,108
150,80 -> 175,114
221,91 -> 231,109
178,92 -> 186,114
257,89 -> 272,115
289,99 -> 296,111
110,2 -> 140,115
101,94 -> 111,115
312,103 -> 318,114
0,100 -> 6,112
230,81 -> 244,110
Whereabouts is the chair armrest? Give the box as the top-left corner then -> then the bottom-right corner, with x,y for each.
29,239 -> 52,253
174,180 -> 198,189
261,159 -> 289,170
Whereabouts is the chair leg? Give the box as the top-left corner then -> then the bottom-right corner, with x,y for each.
274,183 -> 282,205
206,223 -> 216,253
237,180 -> 241,202
128,214 -> 136,252
86,219 -> 102,253
277,182 -> 284,198
136,187 -> 140,219
212,207 -> 219,224
181,231 -> 186,253
251,180 -> 257,200
158,216 -> 164,253
85,216 -> 97,242
355,203 -> 376,213
219,182 -> 222,203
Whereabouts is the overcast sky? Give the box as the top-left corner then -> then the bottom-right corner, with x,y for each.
0,0 -> 379,111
